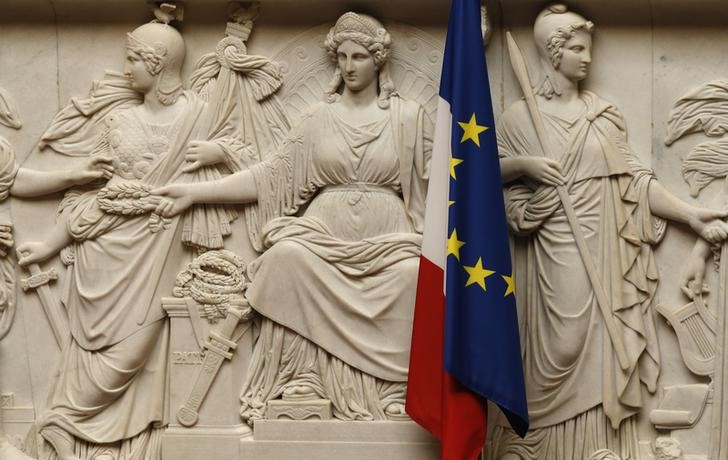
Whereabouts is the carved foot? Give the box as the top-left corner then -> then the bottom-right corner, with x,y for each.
92,454 -> 114,460
282,384 -> 318,402
384,402 -> 409,421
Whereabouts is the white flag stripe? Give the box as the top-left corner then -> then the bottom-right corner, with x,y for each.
421,96 -> 452,270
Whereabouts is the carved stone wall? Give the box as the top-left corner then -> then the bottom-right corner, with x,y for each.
0,1 -> 447,459
488,1 -> 728,459
4,0 -> 728,459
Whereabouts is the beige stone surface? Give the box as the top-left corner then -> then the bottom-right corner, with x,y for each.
4,1 -> 728,459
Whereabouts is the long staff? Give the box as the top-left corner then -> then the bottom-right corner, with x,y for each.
505,31 -> 629,370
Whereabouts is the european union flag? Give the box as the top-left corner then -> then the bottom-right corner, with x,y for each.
407,0 -> 528,458
442,0 -> 529,438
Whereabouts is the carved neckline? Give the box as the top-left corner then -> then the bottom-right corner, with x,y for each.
329,101 -> 389,128
538,97 -> 588,125
130,93 -> 190,128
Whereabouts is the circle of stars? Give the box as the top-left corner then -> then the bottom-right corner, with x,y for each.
447,112 -> 514,297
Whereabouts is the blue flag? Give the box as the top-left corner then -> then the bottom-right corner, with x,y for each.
441,0 -> 529,437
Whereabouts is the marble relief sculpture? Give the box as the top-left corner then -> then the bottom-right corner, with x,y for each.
664,73 -> 728,459
154,11 -> 432,424
0,85 -> 120,460
490,4 -> 728,460
10,4 -> 290,457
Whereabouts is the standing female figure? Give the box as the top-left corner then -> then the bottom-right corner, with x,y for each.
155,12 -> 432,424
18,22 -> 242,460
491,4 -> 726,459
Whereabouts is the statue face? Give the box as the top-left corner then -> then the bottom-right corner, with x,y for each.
558,30 -> 592,82
124,50 -> 156,93
336,40 -> 378,93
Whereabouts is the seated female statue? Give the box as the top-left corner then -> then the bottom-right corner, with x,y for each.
154,12 -> 432,424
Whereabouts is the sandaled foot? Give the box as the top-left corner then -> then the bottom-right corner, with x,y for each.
384,402 -> 409,421
282,384 -> 318,401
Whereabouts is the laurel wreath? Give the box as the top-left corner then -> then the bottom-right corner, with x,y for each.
173,250 -> 248,323
96,181 -> 155,215
96,181 -> 169,233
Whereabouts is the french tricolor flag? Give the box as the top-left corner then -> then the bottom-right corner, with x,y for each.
406,0 -> 529,459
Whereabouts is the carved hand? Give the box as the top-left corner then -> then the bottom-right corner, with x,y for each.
16,241 -> 56,267
0,224 -> 13,257
182,141 -> 227,173
72,155 -> 114,185
681,252 -> 709,300
689,208 -> 728,244
152,184 -> 194,217
519,157 -> 564,186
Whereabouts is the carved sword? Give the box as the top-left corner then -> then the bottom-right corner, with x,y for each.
505,31 -> 630,370
20,263 -> 69,349
176,299 -> 251,427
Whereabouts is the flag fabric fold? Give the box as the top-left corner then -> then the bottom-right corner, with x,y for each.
406,0 -> 529,458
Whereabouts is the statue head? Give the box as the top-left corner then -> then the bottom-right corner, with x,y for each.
654,437 -> 683,460
323,12 -> 396,108
125,22 -> 185,105
533,3 -> 594,98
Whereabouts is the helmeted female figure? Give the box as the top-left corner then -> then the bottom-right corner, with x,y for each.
19,21 -> 245,460
491,4 -> 727,459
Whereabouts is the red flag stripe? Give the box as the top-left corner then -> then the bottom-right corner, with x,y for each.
407,256 -> 487,459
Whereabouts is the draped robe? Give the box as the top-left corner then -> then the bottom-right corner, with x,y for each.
491,92 -> 665,460
39,92 -> 243,448
239,97 -> 432,421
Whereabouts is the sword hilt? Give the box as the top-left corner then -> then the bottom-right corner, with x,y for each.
21,265 -> 58,292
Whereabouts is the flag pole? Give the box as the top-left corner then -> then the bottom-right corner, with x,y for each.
505,31 -> 629,371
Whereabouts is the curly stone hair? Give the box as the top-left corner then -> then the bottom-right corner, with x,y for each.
323,12 -> 397,109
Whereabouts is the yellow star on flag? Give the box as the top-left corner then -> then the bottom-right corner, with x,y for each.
458,113 -> 488,147
450,154 -> 464,180
447,229 -> 466,260
502,274 -> 515,297
463,257 -> 495,291
448,200 -> 455,207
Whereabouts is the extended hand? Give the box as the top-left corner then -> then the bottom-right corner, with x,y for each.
183,141 -> 226,173
73,155 -> 114,185
151,184 -> 194,217
681,253 -> 709,300
16,241 -> 56,267
521,157 -> 564,186
689,208 -> 728,244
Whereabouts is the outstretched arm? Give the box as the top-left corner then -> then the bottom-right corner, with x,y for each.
10,156 -> 113,198
648,180 -> 728,243
152,169 -> 258,217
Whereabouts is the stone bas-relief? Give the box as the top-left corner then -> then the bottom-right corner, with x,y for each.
154,10 -> 431,425
489,3 -> 728,460
6,1 -> 728,459
0,2 -> 443,460
0,77 -> 133,460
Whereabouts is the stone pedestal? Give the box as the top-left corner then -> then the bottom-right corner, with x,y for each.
267,399 -> 333,421
239,420 -> 439,460
1,394 -> 34,454
161,297 -> 254,460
